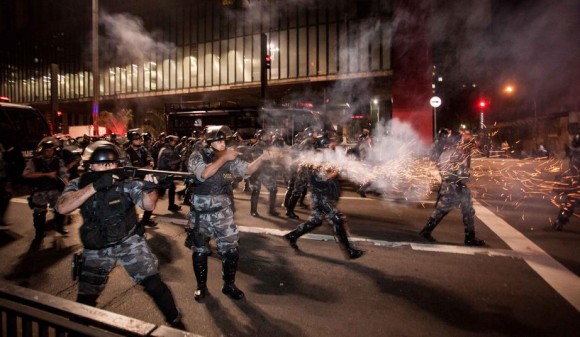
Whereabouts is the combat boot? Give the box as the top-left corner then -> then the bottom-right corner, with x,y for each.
193,252 -> 209,302
299,191 -> 308,209
250,189 -> 260,217
284,195 -> 299,219
283,220 -> 319,250
268,191 -> 279,216
53,212 -> 69,236
221,249 -> 244,300
419,218 -> 438,242
32,211 -> 46,241
333,221 -> 364,260
464,233 -> 485,246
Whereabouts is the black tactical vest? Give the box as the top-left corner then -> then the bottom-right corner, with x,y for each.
32,156 -> 62,190
79,183 -> 139,249
193,160 -> 234,196
126,146 -> 149,167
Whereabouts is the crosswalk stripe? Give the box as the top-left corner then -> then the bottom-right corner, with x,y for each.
474,200 -> 580,312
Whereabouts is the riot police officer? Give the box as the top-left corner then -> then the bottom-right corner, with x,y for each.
419,131 -> 485,246
552,133 -> 580,230
23,140 -> 69,241
186,125 -> 272,302
125,130 -> 157,226
56,141 -> 184,329
249,130 -> 280,217
283,136 -> 364,259
157,135 -> 183,212
283,128 -> 318,218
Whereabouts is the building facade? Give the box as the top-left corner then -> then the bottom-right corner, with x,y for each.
0,0 -> 432,141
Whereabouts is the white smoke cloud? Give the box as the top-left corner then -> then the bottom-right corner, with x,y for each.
100,11 -> 175,65
273,118 -> 436,201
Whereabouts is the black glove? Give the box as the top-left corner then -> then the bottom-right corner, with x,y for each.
142,180 -> 159,193
92,173 -> 114,191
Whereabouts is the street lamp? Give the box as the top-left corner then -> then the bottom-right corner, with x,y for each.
503,85 -> 538,148
430,96 -> 442,140
373,99 -> 379,124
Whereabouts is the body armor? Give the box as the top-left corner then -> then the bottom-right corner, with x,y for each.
79,183 -> 139,249
32,156 -> 63,191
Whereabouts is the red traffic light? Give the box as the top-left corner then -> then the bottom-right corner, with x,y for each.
477,99 -> 489,109
265,54 -> 271,69
56,111 -> 63,117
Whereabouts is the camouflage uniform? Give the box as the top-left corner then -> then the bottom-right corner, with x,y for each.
157,141 -> 182,211
186,146 -> 249,301
23,150 -> 69,239
419,137 -> 485,246
283,163 -> 364,259
553,144 -> 580,230
248,139 -> 279,216
187,150 -> 248,254
57,176 -> 182,326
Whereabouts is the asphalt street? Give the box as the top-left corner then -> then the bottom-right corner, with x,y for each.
1,157 -> 579,337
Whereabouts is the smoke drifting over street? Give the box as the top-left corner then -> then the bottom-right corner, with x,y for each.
275,119 -> 436,201
100,11 -> 175,65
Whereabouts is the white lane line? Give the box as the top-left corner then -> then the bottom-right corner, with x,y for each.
474,200 -> 580,312
155,216 -> 522,258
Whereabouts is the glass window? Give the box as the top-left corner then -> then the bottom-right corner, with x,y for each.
308,26 -> 317,76
243,36 -> 252,83
289,28 -> 297,78
279,30 -> 288,79
235,37 -> 243,83
319,27 -> 327,75
382,23 -> 391,69
228,38 -> 235,84
270,32 -> 280,80
328,23 -> 337,74
213,41 -> 220,85
338,23 -> 348,73
252,34 -> 260,83
220,40 -> 228,85
371,30 -> 381,71
177,48 -> 184,89
190,46 -> 198,87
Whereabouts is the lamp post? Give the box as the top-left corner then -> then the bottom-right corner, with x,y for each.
373,99 -> 379,124
430,96 -> 441,140
503,85 -> 538,149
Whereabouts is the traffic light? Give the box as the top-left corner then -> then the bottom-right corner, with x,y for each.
265,54 -> 271,69
477,99 -> 489,110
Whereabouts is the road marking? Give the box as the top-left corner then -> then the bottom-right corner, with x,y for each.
474,200 -> 580,312
155,216 -> 522,259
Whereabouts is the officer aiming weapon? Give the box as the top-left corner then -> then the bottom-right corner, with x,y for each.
78,166 -> 195,189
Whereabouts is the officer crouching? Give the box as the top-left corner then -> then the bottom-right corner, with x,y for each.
55,141 -> 185,329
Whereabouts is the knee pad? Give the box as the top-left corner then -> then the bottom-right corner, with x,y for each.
222,248 -> 239,262
329,213 -> 344,226
192,229 -> 211,251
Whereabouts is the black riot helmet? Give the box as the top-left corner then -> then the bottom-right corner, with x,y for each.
315,136 -> 331,149
437,128 -> 451,140
303,127 -> 315,138
204,125 -> 233,145
127,129 -> 142,142
142,132 -> 152,142
82,141 -> 120,167
36,137 -> 58,153
572,134 -> 580,148
166,135 -> 179,143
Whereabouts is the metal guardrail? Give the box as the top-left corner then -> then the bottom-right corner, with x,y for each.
0,282 -> 201,337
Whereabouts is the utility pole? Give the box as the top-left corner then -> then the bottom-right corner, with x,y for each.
92,0 -> 100,136
260,33 -> 268,103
